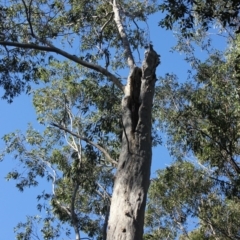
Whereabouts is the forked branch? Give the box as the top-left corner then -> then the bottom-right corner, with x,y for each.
50,122 -> 118,166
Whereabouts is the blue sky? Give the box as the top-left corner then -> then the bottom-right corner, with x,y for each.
0,11 -> 228,239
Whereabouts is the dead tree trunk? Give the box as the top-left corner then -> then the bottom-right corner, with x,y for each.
107,45 -> 160,240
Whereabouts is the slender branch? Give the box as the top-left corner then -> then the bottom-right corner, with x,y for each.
53,183 -> 80,239
95,182 -> 110,240
94,12 -> 114,64
54,199 -> 71,216
96,182 -> 111,200
71,183 -> 80,240
21,140 -> 57,195
101,12 -> 114,32
54,197 -> 82,240
21,0 -> 34,36
189,126 -> 240,174
0,41 -> 124,92
112,0 -> 135,70
50,122 -> 118,166
102,206 -> 109,240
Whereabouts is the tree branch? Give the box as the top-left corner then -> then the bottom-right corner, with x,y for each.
54,199 -> 71,216
50,122 -> 118,166
189,126 -> 240,175
102,206 -> 109,240
101,12 -> 114,32
0,41 -> 124,92
112,0 -> 135,71
71,183 -> 80,240
21,0 -> 34,36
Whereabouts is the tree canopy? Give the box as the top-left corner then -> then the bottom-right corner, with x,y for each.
0,0 -> 158,101
159,0 -> 240,35
145,29 -> 240,239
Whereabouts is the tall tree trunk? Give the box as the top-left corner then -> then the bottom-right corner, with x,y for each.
107,46 -> 160,240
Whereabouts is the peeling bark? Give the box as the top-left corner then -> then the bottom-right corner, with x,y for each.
107,45 -> 160,240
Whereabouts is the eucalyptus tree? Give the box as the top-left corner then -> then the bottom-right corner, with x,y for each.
144,35 -> 240,239
0,0 -> 160,239
145,161 -> 240,240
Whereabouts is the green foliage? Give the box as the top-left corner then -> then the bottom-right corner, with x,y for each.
159,0 -> 240,36
0,65 -> 123,238
156,46 -> 240,178
0,0 -> 158,101
2,61 -> 125,239
145,161 -> 240,239
146,32 -> 240,239
14,215 -> 65,240
1,121 -> 111,239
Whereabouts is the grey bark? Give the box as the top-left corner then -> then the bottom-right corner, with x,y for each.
107,45 -> 160,240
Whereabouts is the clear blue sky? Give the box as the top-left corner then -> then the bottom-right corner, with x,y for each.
0,12 -> 227,239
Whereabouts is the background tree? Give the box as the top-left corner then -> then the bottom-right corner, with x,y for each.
158,0 -> 240,36
144,29 -> 240,239
141,1 -> 240,238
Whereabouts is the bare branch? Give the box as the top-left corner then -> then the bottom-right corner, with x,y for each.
96,182 -> 111,200
50,122 -> 118,166
21,0 -> 34,36
0,41 -> 124,92
112,0 -> 135,70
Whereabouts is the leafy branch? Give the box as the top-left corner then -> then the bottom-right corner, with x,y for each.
50,122 -> 118,166
0,40 -> 124,91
